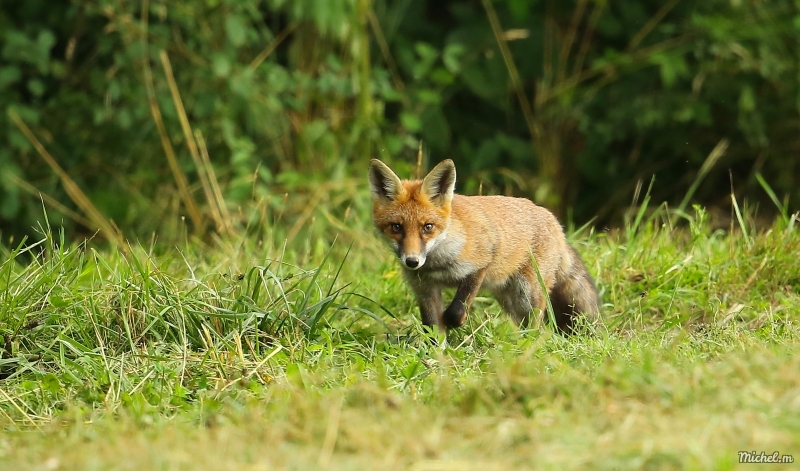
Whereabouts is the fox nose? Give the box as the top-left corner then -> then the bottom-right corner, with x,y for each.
405,257 -> 419,269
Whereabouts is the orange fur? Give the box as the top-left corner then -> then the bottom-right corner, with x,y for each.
369,159 -> 599,335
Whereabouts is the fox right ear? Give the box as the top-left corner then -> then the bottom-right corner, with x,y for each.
368,159 -> 404,201
421,159 -> 456,207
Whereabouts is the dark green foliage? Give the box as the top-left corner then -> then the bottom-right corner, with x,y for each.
378,0 -> 800,220
1,0 -> 799,243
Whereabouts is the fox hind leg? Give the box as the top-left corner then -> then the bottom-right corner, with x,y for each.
494,250 -> 598,334
492,271 -> 546,328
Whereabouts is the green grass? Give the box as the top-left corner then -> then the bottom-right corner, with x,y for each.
1,203 -> 799,470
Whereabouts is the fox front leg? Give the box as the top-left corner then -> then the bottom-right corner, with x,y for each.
405,275 -> 445,332
417,288 -> 444,331
442,268 -> 489,328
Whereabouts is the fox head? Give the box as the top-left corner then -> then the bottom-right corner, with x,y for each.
368,159 -> 456,270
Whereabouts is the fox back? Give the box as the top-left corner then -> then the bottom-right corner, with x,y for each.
369,158 -> 599,334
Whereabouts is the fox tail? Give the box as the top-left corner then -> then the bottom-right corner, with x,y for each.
549,246 -> 600,333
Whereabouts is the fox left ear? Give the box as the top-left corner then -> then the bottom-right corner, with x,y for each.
421,159 -> 456,206
369,159 -> 404,202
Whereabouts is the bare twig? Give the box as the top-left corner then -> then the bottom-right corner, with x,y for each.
161,50 -> 230,234
571,1 -> 606,77
367,8 -> 409,108
249,21 -> 299,71
8,174 -> 94,229
557,0 -> 588,83
480,0 -> 538,141
195,129 -> 233,234
141,0 -> 204,232
628,0 -> 682,51
415,141 -> 424,179
7,109 -> 125,249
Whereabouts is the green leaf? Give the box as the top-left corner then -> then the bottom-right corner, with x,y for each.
41,373 -> 63,394
739,86 -> 756,112
508,0 -> 531,20
400,112 -> 421,132
0,66 -> 21,88
401,361 -> 421,380
412,42 -> 439,79
225,14 -> 247,47
27,79 -> 44,97
460,53 -> 508,103
285,363 -> 307,389
36,30 -> 56,50
429,67 -> 454,85
49,292 -> 69,308
230,69 -> 255,98
415,88 -> 441,105
443,43 -> 466,73
213,53 -> 232,77
420,106 -> 450,150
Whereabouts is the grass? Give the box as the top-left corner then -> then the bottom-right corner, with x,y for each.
0,199 -> 799,470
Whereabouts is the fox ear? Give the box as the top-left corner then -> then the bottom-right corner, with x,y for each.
421,159 -> 456,206
369,159 -> 404,201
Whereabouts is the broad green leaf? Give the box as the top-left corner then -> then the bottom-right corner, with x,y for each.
225,14 -> 247,47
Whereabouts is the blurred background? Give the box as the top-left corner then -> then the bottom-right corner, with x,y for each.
1,0 -> 798,245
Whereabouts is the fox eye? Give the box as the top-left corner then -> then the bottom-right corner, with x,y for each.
389,223 -> 402,234
422,223 -> 435,234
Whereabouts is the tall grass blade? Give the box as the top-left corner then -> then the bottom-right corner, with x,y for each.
755,172 -> 789,223
677,138 -> 729,214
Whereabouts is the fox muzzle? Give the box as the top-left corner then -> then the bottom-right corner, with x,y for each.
399,253 -> 425,270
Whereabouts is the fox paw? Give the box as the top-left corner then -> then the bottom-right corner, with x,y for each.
442,303 -> 467,328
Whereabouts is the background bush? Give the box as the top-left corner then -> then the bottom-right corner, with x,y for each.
1,0 -> 798,244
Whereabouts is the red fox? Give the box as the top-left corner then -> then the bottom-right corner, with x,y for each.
368,158 -> 599,334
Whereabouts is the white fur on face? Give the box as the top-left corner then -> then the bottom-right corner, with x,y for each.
427,229 -> 455,256
425,229 -> 447,252
395,230 -> 450,270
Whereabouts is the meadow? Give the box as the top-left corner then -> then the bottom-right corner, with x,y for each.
3,1 -> 800,469
0,191 -> 799,471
